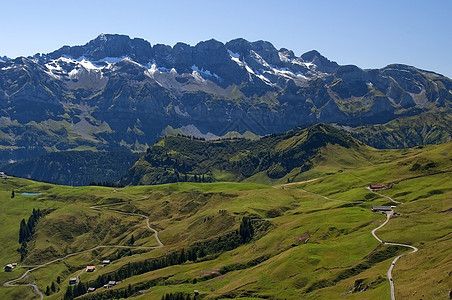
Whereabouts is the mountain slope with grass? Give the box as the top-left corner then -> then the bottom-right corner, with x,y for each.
0,141 -> 450,299
120,124 -> 372,186
346,109 -> 452,148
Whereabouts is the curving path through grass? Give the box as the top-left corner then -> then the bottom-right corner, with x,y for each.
3,275 -> 43,300
90,201 -> 164,247
3,199 -> 163,299
368,188 -> 418,300
366,186 -> 402,204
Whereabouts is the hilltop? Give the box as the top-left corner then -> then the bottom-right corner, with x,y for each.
121,123 -> 368,186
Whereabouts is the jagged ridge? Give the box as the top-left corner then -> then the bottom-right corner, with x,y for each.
1,34 -> 451,166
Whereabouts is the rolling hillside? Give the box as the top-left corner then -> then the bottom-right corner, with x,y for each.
121,124 -> 372,186
0,140 -> 450,299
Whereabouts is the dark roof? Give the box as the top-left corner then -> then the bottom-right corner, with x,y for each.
372,206 -> 392,211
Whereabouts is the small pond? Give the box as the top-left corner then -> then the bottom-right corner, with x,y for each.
21,193 -> 42,196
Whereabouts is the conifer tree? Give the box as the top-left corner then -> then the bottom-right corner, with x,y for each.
19,219 -> 29,243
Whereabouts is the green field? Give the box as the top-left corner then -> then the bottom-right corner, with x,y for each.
0,141 -> 451,299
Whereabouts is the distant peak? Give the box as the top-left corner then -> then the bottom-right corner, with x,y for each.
301,50 -> 339,72
97,33 -> 108,41
301,50 -> 323,62
48,33 -> 153,63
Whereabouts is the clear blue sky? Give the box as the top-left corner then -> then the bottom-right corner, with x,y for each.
1,0 -> 451,77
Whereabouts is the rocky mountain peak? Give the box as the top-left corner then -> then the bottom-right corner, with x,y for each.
48,34 -> 154,64
301,50 -> 339,73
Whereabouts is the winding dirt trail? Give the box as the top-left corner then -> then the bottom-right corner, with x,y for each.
366,186 -> 402,204
3,273 -> 43,300
3,198 -> 163,299
368,188 -> 418,300
90,202 -> 164,247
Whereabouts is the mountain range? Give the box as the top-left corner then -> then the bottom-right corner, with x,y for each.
1,34 -> 451,167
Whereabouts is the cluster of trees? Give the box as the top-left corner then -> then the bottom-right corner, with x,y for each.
45,278 -> 60,296
19,208 -> 47,243
77,277 -> 168,300
64,281 -> 88,300
239,216 -> 254,242
17,208 -> 52,260
71,217 -> 265,300
88,181 -> 125,188
161,292 -> 195,300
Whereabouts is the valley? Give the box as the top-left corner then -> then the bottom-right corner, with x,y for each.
1,1 -> 451,299
1,141 -> 450,299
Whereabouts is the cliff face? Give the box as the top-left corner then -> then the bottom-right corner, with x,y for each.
1,34 -> 451,164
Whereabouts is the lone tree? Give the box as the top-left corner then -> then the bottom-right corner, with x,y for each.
11,190 -> 15,198
129,234 -> 135,245
239,217 -> 254,242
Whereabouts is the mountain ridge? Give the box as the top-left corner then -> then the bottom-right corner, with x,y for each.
120,123 -> 369,186
1,34 -> 451,166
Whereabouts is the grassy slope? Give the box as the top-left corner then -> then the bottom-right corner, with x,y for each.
0,141 -> 450,299
122,123 -> 367,186
348,109 -> 452,149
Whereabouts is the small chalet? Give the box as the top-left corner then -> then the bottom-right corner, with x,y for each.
369,184 -> 385,190
87,287 -> 96,293
4,264 -> 13,272
86,266 -> 96,272
104,281 -> 117,288
0,172 -> 7,178
69,277 -> 77,285
371,206 -> 392,213
102,259 -> 110,265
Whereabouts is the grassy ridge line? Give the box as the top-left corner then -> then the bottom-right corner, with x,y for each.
121,124 -> 366,186
348,109 -> 452,149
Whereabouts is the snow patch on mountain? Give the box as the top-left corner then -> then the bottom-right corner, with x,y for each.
228,50 -> 243,64
191,65 -> 220,81
79,59 -> 102,70
146,63 -> 159,76
192,70 -> 206,83
292,59 -> 314,70
44,56 -> 105,80
278,52 -> 291,63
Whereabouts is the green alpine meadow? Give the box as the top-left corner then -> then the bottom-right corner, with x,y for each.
1,126 -> 450,299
